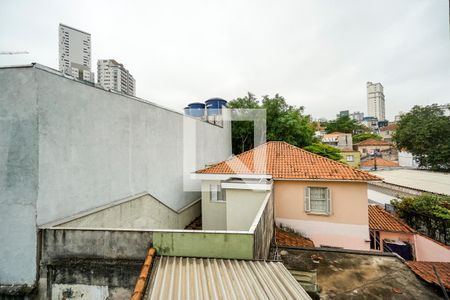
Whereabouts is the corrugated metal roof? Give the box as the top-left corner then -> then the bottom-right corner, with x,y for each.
145,256 -> 311,300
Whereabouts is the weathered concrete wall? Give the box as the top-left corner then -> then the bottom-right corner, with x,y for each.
253,192 -> 274,260
0,67 -> 39,286
42,228 -> 153,261
0,64 -> 231,289
201,180 -> 227,230
38,228 -> 153,299
57,193 -> 200,229
226,189 -> 267,231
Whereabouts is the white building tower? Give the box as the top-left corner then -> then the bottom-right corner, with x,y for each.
59,24 -> 94,82
97,59 -> 136,96
366,81 -> 386,121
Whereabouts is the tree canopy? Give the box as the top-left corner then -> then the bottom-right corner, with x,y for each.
227,93 -> 315,154
325,116 -> 365,134
303,143 -> 343,161
353,133 -> 382,144
392,193 -> 450,245
393,104 -> 450,171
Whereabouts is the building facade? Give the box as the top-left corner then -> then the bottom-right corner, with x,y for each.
196,141 -> 381,251
0,64 -> 231,292
58,24 -> 94,82
367,81 -> 385,121
97,59 -> 136,96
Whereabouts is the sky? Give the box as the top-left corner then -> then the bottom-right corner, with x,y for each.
1,0 -> 449,120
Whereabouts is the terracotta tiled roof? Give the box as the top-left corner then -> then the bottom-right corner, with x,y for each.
368,205 -> 415,233
196,141 -> 381,181
380,123 -> 398,132
275,228 -> 315,248
406,261 -> 450,290
132,248 -> 156,300
361,158 -> 399,167
355,139 -> 392,146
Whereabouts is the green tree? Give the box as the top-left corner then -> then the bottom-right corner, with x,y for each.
393,104 -> 450,171
227,93 -> 259,154
262,94 -> 315,148
325,116 -> 365,134
392,194 -> 450,244
227,93 -> 315,154
303,143 -> 343,161
353,133 -> 382,144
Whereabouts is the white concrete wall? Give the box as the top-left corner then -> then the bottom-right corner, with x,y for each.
368,188 -> 399,205
398,151 -> 419,168
201,180 -> 227,230
0,65 -> 231,288
226,189 -> 268,231
57,194 -> 200,229
0,68 -> 38,285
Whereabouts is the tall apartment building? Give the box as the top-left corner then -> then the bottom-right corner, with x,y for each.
97,59 -> 136,96
59,24 -> 94,82
366,81 -> 386,121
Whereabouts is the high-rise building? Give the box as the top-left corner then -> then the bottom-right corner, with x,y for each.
97,59 -> 136,96
366,82 -> 385,121
59,24 -> 94,82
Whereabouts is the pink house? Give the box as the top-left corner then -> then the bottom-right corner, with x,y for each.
368,204 -> 450,262
196,141 -> 381,250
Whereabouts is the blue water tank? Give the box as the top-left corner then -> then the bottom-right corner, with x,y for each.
205,98 -> 227,116
186,102 -> 205,117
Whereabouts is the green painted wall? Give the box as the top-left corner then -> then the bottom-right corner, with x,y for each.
153,231 -> 254,259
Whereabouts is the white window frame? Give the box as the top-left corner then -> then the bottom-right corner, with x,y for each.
304,187 -> 331,215
210,184 -> 226,202
346,155 -> 354,162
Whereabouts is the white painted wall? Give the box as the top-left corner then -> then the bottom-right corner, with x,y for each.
368,188 -> 398,205
226,189 -> 268,231
201,180 -> 227,230
398,151 -> 420,168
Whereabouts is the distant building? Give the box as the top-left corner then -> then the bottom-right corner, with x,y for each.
367,82 -> 386,121
337,110 -> 349,118
321,132 -> 353,150
354,138 -> 392,158
350,111 -> 364,122
341,149 -> 361,168
379,123 -> 398,142
97,59 -> 136,96
58,24 -> 94,82
362,116 -> 379,131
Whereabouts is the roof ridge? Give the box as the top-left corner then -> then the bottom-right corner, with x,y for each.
197,141 -> 381,181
